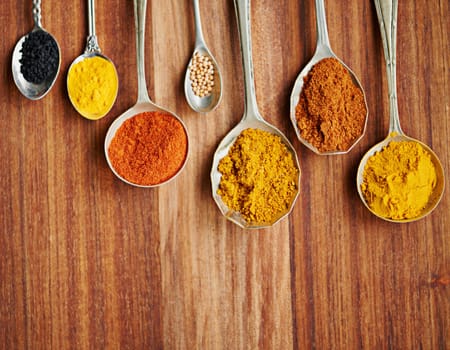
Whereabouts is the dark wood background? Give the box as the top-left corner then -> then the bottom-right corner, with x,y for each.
1,1 -> 448,349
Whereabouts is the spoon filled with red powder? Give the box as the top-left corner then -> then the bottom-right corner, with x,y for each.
104,0 -> 189,187
290,0 -> 368,155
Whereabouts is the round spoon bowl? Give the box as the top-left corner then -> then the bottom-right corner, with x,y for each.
356,133 -> 445,223
67,52 -> 119,120
210,0 -> 300,228
184,46 -> 223,113
211,118 -> 301,229
105,0 -> 189,188
104,102 -> 190,188
290,50 -> 368,156
12,28 -> 61,100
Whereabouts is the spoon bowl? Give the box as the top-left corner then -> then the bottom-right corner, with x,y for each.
210,0 -> 300,229
67,52 -> 118,119
12,1 -> 61,100
67,0 -> 118,120
290,0 -> 368,155
104,0 -> 189,188
184,0 -> 222,113
357,133 -> 445,223
105,101 -> 189,188
356,0 -> 444,222
184,45 -> 222,113
211,117 -> 300,229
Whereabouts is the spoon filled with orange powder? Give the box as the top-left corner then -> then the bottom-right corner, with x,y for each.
104,0 -> 189,187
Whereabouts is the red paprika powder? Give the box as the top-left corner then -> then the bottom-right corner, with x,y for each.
108,111 -> 188,186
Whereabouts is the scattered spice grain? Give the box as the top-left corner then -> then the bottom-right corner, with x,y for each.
217,128 -> 298,225
295,57 -> 367,152
108,111 -> 188,186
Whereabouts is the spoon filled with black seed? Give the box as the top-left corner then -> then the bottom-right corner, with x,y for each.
12,0 -> 61,100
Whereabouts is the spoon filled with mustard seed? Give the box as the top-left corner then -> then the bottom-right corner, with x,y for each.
12,0 -> 61,100
356,0 -> 444,222
184,0 -> 223,113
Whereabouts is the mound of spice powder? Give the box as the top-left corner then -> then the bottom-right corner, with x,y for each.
295,57 -> 367,152
217,128 -> 298,225
108,111 -> 188,186
67,56 -> 118,120
20,30 -> 59,84
361,140 -> 437,220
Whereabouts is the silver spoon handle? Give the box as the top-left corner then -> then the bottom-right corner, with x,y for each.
134,0 -> 151,103
86,0 -> 100,53
374,0 -> 402,134
193,0 -> 205,48
315,0 -> 331,49
32,0 -> 42,29
234,0 -> 261,121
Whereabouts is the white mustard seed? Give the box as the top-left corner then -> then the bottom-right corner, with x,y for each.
189,53 -> 215,97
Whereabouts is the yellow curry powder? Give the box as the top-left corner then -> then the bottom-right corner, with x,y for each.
67,56 -> 118,120
361,140 -> 437,220
217,128 -> 298,225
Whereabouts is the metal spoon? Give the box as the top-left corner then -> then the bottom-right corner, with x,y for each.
67,0 -> 118,120
210,0 -> 300,229
184,0 -> 223,113
289,0 -> 368,155
104,0 -> 189,187
356,0 -> 444,222
11,0 -> 61,100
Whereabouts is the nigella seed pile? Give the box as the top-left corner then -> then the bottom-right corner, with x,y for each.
20,31 -> 59,84
189,52 -> 215,97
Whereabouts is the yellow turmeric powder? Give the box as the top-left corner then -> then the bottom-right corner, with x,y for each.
361,140 -> 437,220
67,55 -> 118,120
217,128 -> 298,225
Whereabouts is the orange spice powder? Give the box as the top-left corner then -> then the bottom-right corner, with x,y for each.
108,111 -> 188,185
295,57 -> 367,152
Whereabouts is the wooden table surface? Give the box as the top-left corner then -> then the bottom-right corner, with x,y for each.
1,1 -> 448,349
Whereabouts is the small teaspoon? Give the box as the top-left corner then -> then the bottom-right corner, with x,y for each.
11,0 -> 61,100
184,0 -> 223,113
67,0 -> 119,120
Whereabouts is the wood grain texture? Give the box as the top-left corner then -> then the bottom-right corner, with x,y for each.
0,1 -> 448,349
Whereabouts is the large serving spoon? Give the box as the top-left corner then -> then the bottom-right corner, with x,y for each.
104,0 -> 189,187
184,0 -> 222,113
210,0 -> 300,229
356,0 -> 444,222
289,0 -> 368,155
12,0 -> 61,100
67,0 -> 118,120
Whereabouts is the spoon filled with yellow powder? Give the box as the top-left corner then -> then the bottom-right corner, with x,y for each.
67,0 -> 118,120
210,0 -> 300,229
356,0 -> 444,222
